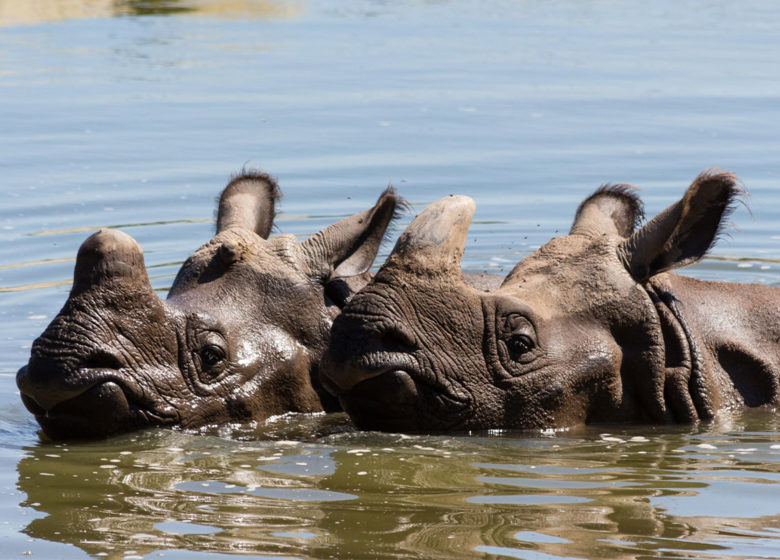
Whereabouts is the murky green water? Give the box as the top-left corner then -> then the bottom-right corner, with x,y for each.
1,1 -> 779,558
7,414 -> 780,559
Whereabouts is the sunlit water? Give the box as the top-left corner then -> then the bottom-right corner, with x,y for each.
1,1 -> 779,558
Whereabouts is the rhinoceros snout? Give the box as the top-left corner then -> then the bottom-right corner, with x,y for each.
14,365 -> 42,411
17,359 -> 84,412
17,362 -> 71,413
16,353 -> 122,412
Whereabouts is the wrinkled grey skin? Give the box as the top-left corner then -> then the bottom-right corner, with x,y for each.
321,170 -> 780,432
17,171 -> 400,440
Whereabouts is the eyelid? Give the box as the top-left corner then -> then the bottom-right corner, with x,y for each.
202,344 -> 226,359
198,330 -> 227,348
503,313 -> 534,335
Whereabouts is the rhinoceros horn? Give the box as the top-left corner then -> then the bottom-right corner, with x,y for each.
384,195 -> 475,276
71,229 -> 153,297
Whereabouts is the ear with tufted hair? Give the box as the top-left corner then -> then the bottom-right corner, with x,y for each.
617,169 -> 743,283
570,184 -> 644,238
299,187 -> 404,281
216,170 -> 281,238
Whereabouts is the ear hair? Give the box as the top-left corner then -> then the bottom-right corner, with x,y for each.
618,168 -> 745,282
688,169 -> 747,249
299,186 -> 405,281
215,169 -> 281,238
570,183 -> 644,238
362,185 -> 409,259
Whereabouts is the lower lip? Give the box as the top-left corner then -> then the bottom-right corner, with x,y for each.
344,368 -> 418,399
33,381 -> 131,419
380,369 -> 420,397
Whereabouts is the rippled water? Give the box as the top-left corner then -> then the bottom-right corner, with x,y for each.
1,0 -> 779,558
8,413 -> 780,559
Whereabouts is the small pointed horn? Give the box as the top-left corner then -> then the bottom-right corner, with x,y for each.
216,171 -> 281,238
71,229 -> 152,296
386,195 -> 475,275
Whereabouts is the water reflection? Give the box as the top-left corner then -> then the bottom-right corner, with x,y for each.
18,430 -> 334,558
16,413 -> 780,559
0,0 -> 302,27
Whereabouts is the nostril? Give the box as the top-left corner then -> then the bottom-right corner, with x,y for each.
17,351 -> 123,414
81,351 -> 123,370
376,323 -> 417,351
16,361 -> 73,412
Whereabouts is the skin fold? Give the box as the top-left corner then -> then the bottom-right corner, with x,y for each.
321,169 -> 780,433
17,170 -> 402,440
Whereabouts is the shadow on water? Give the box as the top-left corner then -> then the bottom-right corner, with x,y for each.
15,410 -> 780,559
0,0 -> 303,27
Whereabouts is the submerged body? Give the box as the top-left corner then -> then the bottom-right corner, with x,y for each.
322,170 -> 780,432
17,171 -> 401,439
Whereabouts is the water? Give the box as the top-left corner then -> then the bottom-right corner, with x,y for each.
1,0 -> 779,558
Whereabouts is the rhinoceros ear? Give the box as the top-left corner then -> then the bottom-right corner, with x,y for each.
618,169 -> 743,282
570,184 -> 644,238
216,171 -> 281,239
298,187 -> 403,282
383,194 -> 475,276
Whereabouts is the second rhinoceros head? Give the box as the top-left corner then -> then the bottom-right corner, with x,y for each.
322,170 -> 780,432
17,171 -> 401,440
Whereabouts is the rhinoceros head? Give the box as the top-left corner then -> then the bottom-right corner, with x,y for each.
18,172 -> 401,439
321,170 -> 742,432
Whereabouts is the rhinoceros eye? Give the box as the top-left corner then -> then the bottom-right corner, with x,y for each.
498,312 -> 538,366
201,345 -> 226,371
506,334 -> 534,359
194,333 -> 229,383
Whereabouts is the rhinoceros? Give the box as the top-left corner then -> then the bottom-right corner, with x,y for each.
321,169 -> 780,432
17,171 -> 401,440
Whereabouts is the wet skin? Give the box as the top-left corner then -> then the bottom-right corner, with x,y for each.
18,171 -> 401,439
322,170 -> 780,432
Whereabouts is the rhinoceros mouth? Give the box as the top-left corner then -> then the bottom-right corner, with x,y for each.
325,351 -> 470,432
340,369 -> 469,432
18,367 -> 179,439
324,350 -> 469,405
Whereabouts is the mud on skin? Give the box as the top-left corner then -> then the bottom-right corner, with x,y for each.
321,169 -> 780,432
17,170 -> 402,440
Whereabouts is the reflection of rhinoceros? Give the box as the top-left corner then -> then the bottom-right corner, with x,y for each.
17,420 -> 779,560
16,430 -> 337,558
0,0 -> 300,27
323,169 -> 780,432
17,171 -> 400,439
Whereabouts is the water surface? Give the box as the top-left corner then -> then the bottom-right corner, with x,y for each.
1,1 -> 779,558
